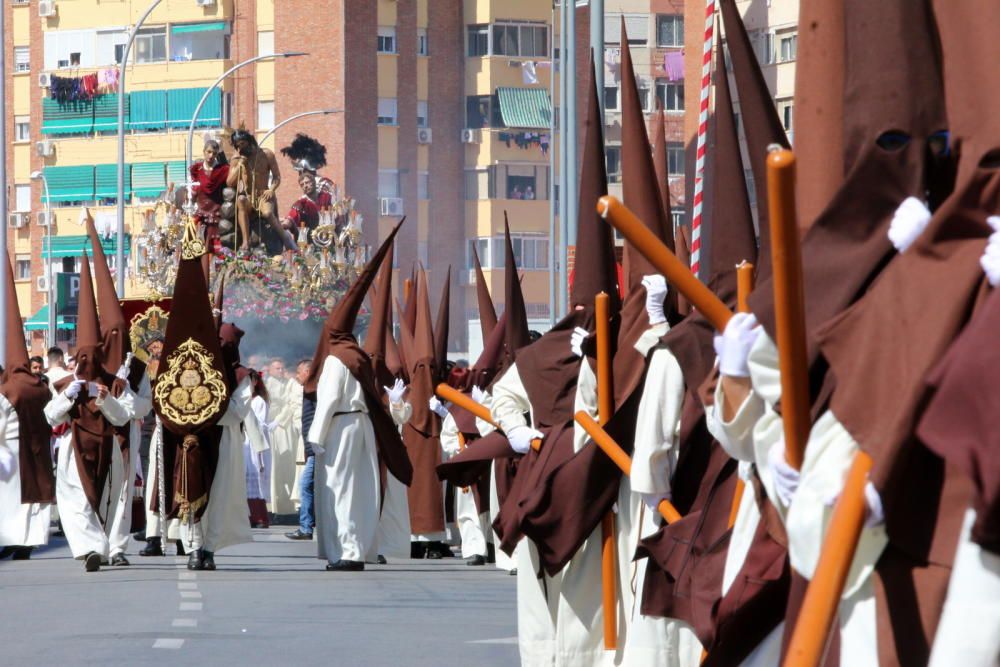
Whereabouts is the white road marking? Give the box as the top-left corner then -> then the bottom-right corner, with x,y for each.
178,582 -> 198,590
178,571 -> 197,580
179,602 -> 203,612
172,618 -> 198,628
466,637 -> 518,645
180,591 -> 203,599
153,639 -> 185,649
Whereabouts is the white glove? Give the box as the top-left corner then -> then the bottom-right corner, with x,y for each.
713,312 -> 761,378
64,379 -> 86,399
471,385 -> 487,405
980,216 -> 1000,287
309,441 -> 325,455
570,327 -> 589,358
767,441 -> 800,508
115,352 -> 134,381
428,396 -> 449,419
887,197 -> 932,253
824,479 -> 885,528
384,378 -> 406,405
507,425 -> 543,455
0,447 -> 15,481
642,274 -> 668,325
641,492 -> 669,515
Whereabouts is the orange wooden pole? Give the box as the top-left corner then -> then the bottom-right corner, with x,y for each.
403,278 -> 413,304
766,149 -> 810,471
595,292 -> 618,650
435,384 -> 541,451
575,411 -> 683,524
598,195 -> 733,332
727,261 -> 755,529
783,452 -> 873,667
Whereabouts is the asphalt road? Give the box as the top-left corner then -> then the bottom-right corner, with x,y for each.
0,529 -> 518,666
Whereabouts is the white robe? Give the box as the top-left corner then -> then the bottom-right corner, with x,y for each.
474,391 -> 518,572
244,395 -> 272,501
144,418 -> 180,541
266,375 -> 299,514
0,394 -> 53,548
370,400 -> 413,561
45,386 -> 131,559
103,372 -> 152,557
440,411 -> 488,558
307,355 -> 380,564
180,376 -> 254,553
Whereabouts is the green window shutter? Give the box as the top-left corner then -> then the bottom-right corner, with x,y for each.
129,90 -> 168,131
42,234 -> 132,259
167,161 -> 189,187
43,165 -> 95,202
171,21 -> 227,35
92,93 -> 129,132
167,87 -> 221,129
41,98 -> 94,135
495,87 -> 553,130
95,163 -> 129,199
131,162 -> 167,198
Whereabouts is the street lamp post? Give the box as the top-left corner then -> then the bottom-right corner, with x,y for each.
30,172 -> 54,346
116,0 -> 165,297
257,109 -> 343,148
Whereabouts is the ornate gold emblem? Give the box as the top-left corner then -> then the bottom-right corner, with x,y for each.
181,218 -> 207,260
129,305 -> 169,365
153,338 -> 227,426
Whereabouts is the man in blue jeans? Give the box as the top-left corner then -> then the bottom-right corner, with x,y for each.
286,360 -> 316,540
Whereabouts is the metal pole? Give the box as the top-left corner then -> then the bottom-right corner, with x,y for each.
590,0 -> 605,122
566,0 -> 578,250
258,109 -> 343,147
0,2 -> 8,364
547,4 -> 557,327
117,0 -> 164,297
558,0 -> 569,318
43,180 -> 53,344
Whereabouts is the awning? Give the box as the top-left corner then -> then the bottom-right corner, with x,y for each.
167,161 -> 189,187
24,305 -> 74,331
132,162 -> 167,198
167,87 -> 221,129
171,22 -> 227,34
129,90 -> 167,131
95,163 -> 130,199
496,87 -> 552,130
42,234 -> 132,259
42,165 -> 94,203
41,98 -> 94,135
92,93 -> 129,133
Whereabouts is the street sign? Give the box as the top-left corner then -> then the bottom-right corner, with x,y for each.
56,272 -> 80,315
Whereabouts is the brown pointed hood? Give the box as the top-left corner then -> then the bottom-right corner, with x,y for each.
365,241 -> 396,387
413,268 -> 436,367
405,266 -> 441,437
433,266 -> 451,380
74,250 -> 104,382
719,0 -> 789,271
83,213 -> 129,372
3,256 -> 29,374
502,217 -> 531,365
303,219 -> 404,395
472,245 -> 498,340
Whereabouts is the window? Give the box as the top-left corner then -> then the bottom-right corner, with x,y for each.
257,30 -> 274,57
14,117 -> 29,142
464,168 -> 493,200
417,100 -> 429,128
667,143 -> 684,176
605,15 -> 649,46
15,185 -> 31,212
378,170 -> 400,198
14,46 -> 29,72
44,29 -> 98,69
757,30 -> 776,65
377,98 -> 398,125
779,33 -> 797,62
656,15 -> 683,48
134,26 -> 167,64
468,238 -> 490,269
779,99 -> 793,132
500,164 -> 547,200
493,23 -> 548,57
656,81 -> 684,112
466,94 -> 501,129
15,256 -> 31,282
418,171 -> 429,200
606,146 -> 621,183
258,101 -> 275,130
170,23 -> 230,61
417,28 -> 428,56
604,86 -> 619,111
485,235 -> 549,270
467,24 -> 489,57
377,27 -> 397,54
95,29 -> 127,65
637,81 -> 651,112
672,210 -> 686,229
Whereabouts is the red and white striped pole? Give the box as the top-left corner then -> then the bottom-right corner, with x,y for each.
689,0 -> 716,277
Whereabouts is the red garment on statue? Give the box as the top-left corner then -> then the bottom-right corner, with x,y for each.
286,190 -> 333,230
189,161 -> 231,238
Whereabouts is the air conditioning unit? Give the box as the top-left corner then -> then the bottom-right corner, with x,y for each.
38,0 -> 56,18
8,213 -> 28,229
36,275 -> 49,292
417,128 -> 432,145
464,269 -> 477,286
36,140 -> 55,157
37,211 -> 54,227
39,72 -> 53,88
461,128 -> 481,144
195,0 -> 215,6
379,197 -> 404,217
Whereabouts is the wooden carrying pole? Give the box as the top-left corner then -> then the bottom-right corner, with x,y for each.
435,384 -> 541,451
403,278 -> 413,304
598,195 -> 733,332
765,149 -> 810,470
575,411 -> 683,523
596,293 -> 618,650
783,452 -> 874,667
727,261 -> 755,530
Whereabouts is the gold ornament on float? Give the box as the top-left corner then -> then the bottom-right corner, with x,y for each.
153,338 -> 228,426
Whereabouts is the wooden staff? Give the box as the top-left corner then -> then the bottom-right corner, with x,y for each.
598,195 -> 733,332
766,149 -> 809,470
783,452 -> 873,667
728,261 -> 755,529
575,411 -> 683,524
403,278 -> 413,304
434,384 -> 541,451
595,292 -> 618,650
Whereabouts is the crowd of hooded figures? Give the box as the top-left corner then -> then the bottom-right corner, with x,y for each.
4,2 -> 1000,666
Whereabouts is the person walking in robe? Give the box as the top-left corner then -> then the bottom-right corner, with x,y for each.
244,373 -> 272,528
265,358 -> 300,516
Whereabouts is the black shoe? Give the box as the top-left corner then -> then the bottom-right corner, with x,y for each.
325,559 -> 364,571
202,550 -> 216,571
187,550 -> 205,571
110,553 -> 130,567
486,543 -> 496,564
0,546 -> 15,560
139,537 -> 163,557
426,548 -> 443,560
175,540 -> 186,557
11,546 -> 33,560
131,530 -> 148,543
410,542 -> 427,559
509,568 -> 518,576
84,552 -> 101,572
284,530 -> 313,540
436,541 -> 455,558
466,554 -> 487,566
54,520 -> 64,537
376,554 -> 387,565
